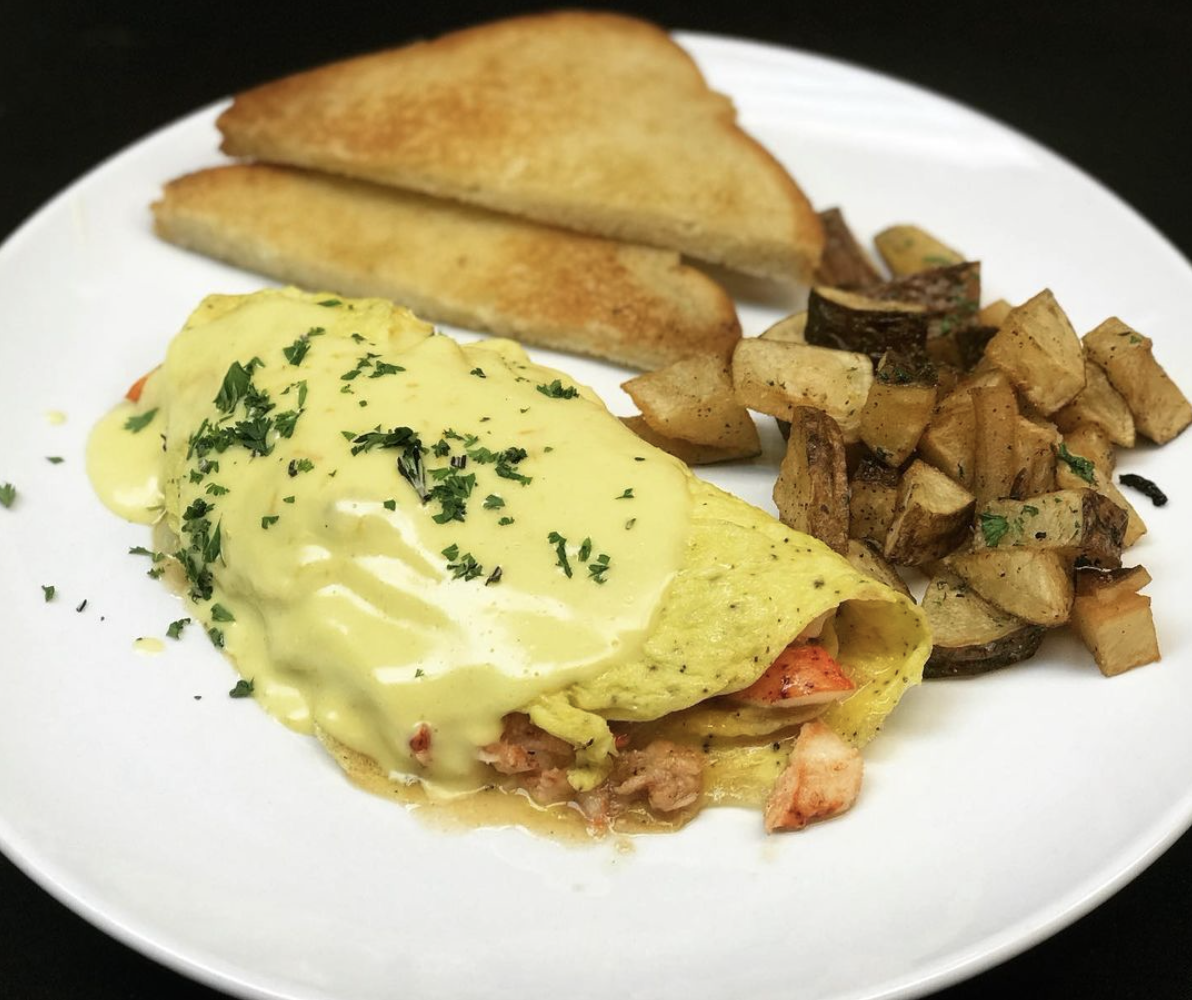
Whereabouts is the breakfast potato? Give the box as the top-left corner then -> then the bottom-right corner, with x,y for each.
1071,566 -> 1160,676
977,298 -> 1013,328
970,381 -> 1018,504
1054,428 -> 1147,548
859,353 -> 938,467
884,460 -> 976,566
921,573 -> 1045,677
973,488 -> 1127,568
1083,317 -> 1192,444
983,289 -> 1086,414
848,455 -> 900,547
774,407 -> 849,554
731,339 -> 873,442
759,312 -> 808,343
873,224 -> 964,276
621,415 -> 756,465
918,388 -> 975,488
1012,415 -> 1059,498
844,539 -> 912,599
866,262 -> 983,366
946,547 -> 1073,626
804,286 -> 929,362
1052,358 -> 1136,447
622,354 -> 760,455
814,207 -> 884,289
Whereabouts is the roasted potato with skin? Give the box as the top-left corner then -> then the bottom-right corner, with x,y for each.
873,225 -> 964,276
973,488 -> 1127,568
622,355 -> 760,456
921,573 -> 1046,677
1083,317 -> 1192,444
845,539 -> 912,599
731,339 -> 873,443
983,289 -> 1086,415
946,547 -> 1074,627
759,312 -> 807,344
971,381 -> 1019,504
774,407 -> 849,554
1052,358 -> 1136,447
1055,428 -> 1147,548
1071,565 -> 1159,676
859,353 -> 938,467
805,286 -> 929,362
621,415 -> 756,466
849,455 -> 900,547
884,460 -> 976,566
1012,415 -> 1059,498
814,208 -> 884,289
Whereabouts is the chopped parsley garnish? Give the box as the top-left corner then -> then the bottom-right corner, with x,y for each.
616,488 -> 634,500
536,379 -> 579,400
369,361 -> 404,378
625,518 -> 637,530
979,512 -> 1011,548
383,499 -> 397,511
470,367 -> 487,378
208,628 -> 226,649
317,298 -> 341,307
427,466 -> 477,523
1057,443 -> 1096,484
124,408 -> 158,433
206,483 -> 229,496
0,483 -> 14,508
214,358 -> 262,414
1022,504 -> 1040,517
441,544 -> 484,581
41,585 -> 55,602
288,458 -> 314,476
166,618 -> 191,639
46,456 -> 64,464
483,494 -> 505,510
498,516 -> 515,526
282,495 -> 295,504
282,337 -> 311,366
548,531 -> 572,578
432,439 -> 451,458
229,678 -> 255,697
261,515 -> 280,529
210,604 -> 236,623
414,668 -> 425,678
485,566 -> 503,586
588,553 -> 611,585
578,537 -> 593,562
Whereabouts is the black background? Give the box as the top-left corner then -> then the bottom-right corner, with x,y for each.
2,1 -> 1190,998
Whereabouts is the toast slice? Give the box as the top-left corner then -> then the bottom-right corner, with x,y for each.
216,11 -> 823,283
151,164 -> 742,370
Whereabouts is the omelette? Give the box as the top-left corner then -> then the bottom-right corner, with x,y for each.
89,288 -> 930,833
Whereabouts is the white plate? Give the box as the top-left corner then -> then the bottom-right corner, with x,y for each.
1,32 -> 1190,1000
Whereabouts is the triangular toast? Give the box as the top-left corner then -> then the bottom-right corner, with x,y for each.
152,164 -> 742,370
217,11 -> 823,283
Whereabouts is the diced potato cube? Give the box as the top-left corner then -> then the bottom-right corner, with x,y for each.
814,208 -> 884,289
759,312 -> 807,343
971,381 -> 1018,504
849,456 -> 899,547
873,225 -> 964,276
1083,318 -> 1192,444
977,299 -> 1013,327
884,460 -> 976,566
1052,359 -> 1136,447
622,355 -> 760,455
773,407 -> 850,554
1075,565 -> 1152,602
1012,416 -> 1059,497
973,488 -> 1127,568
621,415 -> 756,466
731,339 -> 873,442
859,357 -> 938,467
947,547 -> 1073,626
984,289 -> 1085,414
1071,591 -> 1160,676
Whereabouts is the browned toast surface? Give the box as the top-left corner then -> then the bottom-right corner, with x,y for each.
217,11 -> 822,282
152,164 -> 741,370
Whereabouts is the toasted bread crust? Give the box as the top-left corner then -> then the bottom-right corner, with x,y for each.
217,11 -> 822,282
152,164 -> 741,370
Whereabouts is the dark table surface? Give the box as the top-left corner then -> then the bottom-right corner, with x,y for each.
2,1 -> 1190,998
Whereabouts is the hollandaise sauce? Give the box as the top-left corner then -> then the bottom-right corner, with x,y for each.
88,289 -> 693,795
